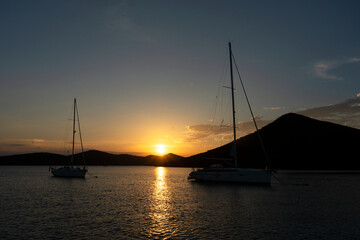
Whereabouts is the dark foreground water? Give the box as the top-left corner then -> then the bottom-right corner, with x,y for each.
0,166 -> 359,239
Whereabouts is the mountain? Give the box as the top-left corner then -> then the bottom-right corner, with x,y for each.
0,149 -> 186,167
1,113 -> 360,170
187,113 -> 360,170
0,152 -> 64,165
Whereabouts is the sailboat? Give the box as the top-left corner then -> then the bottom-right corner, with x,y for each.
188,43 -> 271,184
50,98 -> 87,178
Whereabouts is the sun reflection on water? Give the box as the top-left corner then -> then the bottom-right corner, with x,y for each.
143,167 -> 178,238
157,166 -> 165,181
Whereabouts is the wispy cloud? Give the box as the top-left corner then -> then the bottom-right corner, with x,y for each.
297,94 -> 360,128
184,125 -> 230,143
106,3 -> 155,43
313,57 -> 360,80
0,138 -> 63,156
184,118 -> 272,143
264,107 -> 284,110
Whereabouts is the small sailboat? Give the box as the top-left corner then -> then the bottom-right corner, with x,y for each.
188,43 -> 271,184
50,98 -> 87,178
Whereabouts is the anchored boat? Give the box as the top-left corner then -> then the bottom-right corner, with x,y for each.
50,98 -> 87,178
188,43 -> 271,184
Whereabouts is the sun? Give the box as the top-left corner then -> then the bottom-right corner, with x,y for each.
155,144 -> 167,156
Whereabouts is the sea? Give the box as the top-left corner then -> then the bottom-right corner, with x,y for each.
0,166 -> 359,239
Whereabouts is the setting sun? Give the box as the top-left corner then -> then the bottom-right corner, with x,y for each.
155,144 -> 167,156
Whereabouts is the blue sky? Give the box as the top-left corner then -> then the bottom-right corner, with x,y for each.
0,0 -> 359,156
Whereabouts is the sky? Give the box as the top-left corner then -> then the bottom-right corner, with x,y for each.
0,0 -> 359,157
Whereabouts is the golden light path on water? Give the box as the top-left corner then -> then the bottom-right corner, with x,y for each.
145,167 -> 178,238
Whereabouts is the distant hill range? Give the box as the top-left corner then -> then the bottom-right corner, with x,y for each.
1,113 -> 360,170
0,151 -> 186,167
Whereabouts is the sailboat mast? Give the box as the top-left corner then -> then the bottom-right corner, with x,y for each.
76,101 -> 86,168
229,42 -> 238,168
71,98 -> 76,167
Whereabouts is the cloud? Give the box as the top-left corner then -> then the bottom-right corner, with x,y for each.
0,138 -> 63,156
313,61 -> 343,80
313,57 -> 360,80
264,107 -> 284,110
106,4 -> 155,43
349,57 -> 360,62
184,124 -> 231,142
297,95 -> 360,128
184,118 -> 272,143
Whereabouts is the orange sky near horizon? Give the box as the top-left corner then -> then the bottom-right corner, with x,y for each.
0,110 -> 237,157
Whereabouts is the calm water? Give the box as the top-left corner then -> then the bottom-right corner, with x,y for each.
0,166 -> 359,239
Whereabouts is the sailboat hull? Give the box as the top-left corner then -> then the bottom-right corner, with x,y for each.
51,167 -> 87,178
188,168 -> 271,184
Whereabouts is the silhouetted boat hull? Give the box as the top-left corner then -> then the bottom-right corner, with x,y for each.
52,167 -> 87,178
188,168 -> 271,184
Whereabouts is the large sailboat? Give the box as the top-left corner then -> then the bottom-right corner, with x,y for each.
188,43 -> 271,184
50,98 -> 87,178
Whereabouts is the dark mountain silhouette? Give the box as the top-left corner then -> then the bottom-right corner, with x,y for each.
0,152 -> 65,165
0,149 -> 186,167
261,113 -> 360,170
1,113 -> 360,170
